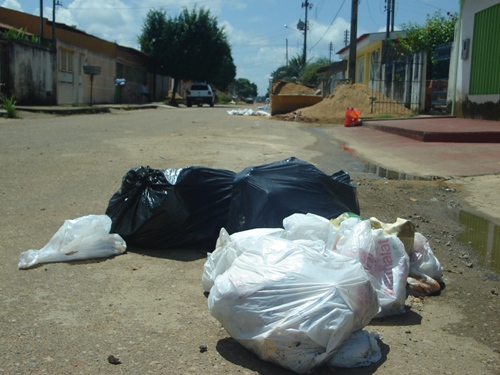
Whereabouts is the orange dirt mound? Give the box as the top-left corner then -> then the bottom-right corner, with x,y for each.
272,81 -> 318,95
274,83 -> 414,124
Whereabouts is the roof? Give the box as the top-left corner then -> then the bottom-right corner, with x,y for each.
337,30 -> 404,56
316,60 -> 347,75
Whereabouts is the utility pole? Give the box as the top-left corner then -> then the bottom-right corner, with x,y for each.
286,38 -> 289,66
391,0 -> 395,32
40,0 -> 44,44
344,29 -> 349,46
329,42 -> 333,63
348,0 -> 358,84
301,0 -> 313,67
52,0 -> 62,49
385,0 -> 395,63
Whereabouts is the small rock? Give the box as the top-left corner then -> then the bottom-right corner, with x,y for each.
107,355 -> 122,365
491,289 -> 498,296
199,345 -> 208,353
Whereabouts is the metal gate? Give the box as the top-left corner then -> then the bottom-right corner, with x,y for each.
368,51 -> 427,115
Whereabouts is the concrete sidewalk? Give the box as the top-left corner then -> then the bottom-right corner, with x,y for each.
326,117 -> 500,179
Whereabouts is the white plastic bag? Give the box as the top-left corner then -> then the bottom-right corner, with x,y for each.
208,235 -> 379,374
18,215 -> 126,269
410,232 -> 443,281
335,218 -> 409,317
202,227 -> 284,293
406,232 -> 443,296
203,213 -> 338,294
328,330 -> 382,368
283,213 -> 339,250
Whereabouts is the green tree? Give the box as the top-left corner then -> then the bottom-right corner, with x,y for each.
300,57 -> 331,86
271,56 -> 330,86
212,53 -> 237,91
232,78 -> 257,99
139,7 -> 235,105
271,55 -> 303,82
395,11 -> 456,79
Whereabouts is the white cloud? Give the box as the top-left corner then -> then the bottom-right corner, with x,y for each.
1,0 -> 22,11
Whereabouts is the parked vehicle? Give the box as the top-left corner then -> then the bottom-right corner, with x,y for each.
245,97 -> 254,104
186,84 -> 215,107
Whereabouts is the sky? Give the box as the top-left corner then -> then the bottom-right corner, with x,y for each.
2,0 -> 459,95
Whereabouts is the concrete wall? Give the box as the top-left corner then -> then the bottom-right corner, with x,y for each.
57,40 -> 115,105
8,40 -> 56,105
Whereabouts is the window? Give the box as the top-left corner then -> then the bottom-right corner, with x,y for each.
59,48 -> 74,73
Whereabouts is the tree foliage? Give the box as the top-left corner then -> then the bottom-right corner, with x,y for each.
271,55 -> 303,82
232,78 -> 257,99
138,7 -> 236,105
300,57 -> 331,86
271,55 -> 330,86
395,11 -> 457,78
212,53 -> 236,91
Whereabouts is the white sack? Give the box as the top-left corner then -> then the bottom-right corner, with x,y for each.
208,236 -> 379,374
19,215 -> 126,269
335,218 -> 409,317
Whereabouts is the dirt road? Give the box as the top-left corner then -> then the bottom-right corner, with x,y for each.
0,106 -> 498,374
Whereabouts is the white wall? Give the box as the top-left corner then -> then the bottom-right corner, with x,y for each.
57,40 -> 116,105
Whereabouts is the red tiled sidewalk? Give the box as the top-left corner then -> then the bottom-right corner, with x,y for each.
363,117 -> 500,143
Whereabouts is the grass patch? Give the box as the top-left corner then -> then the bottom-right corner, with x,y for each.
1,95 -> 18,118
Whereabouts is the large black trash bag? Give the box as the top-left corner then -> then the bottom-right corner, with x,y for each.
226,157 -> 359,233
105,166 -> 236,250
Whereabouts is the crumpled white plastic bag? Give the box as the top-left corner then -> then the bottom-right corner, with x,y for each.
283,213 -> 339,250
202,227 -> 285,293
18,215 -> 126,269
226,108 -> 271,116
334,218 -> 410,317
410,232 -> 443,281
328,330 -> 382,368
208,235 -> 379,374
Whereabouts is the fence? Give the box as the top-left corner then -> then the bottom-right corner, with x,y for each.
369,51 -> 427,115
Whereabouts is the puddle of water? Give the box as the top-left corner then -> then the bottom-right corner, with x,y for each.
361,159 -> 436,181
457,210 -> 500,274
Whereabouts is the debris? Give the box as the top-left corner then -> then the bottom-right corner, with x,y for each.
274,83 -> 414,124
344,107 -> 362,127
227,108 -> 270,116
107,355 -> 122,365
199,345 -> 208,353
106,166 -> 235,250
333,216 -> 410,317
18,215 -> 126,269
226,157 -> 360,234
207,226 -> 379,374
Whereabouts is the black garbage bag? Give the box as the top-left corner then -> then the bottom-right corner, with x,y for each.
105,166 -> 235,250
226,157 -> 359,233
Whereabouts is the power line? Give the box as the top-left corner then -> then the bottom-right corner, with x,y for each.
309,0 -> 346,51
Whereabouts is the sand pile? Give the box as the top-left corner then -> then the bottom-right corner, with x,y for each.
272,81 -> 318,95
274,83 -> 414,124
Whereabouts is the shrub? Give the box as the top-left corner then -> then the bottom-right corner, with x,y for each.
1,95 -> 18,119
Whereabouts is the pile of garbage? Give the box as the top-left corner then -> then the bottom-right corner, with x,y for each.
18,157 -> 444,373
202,212 -> 442,372
227,108 -> 270,117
